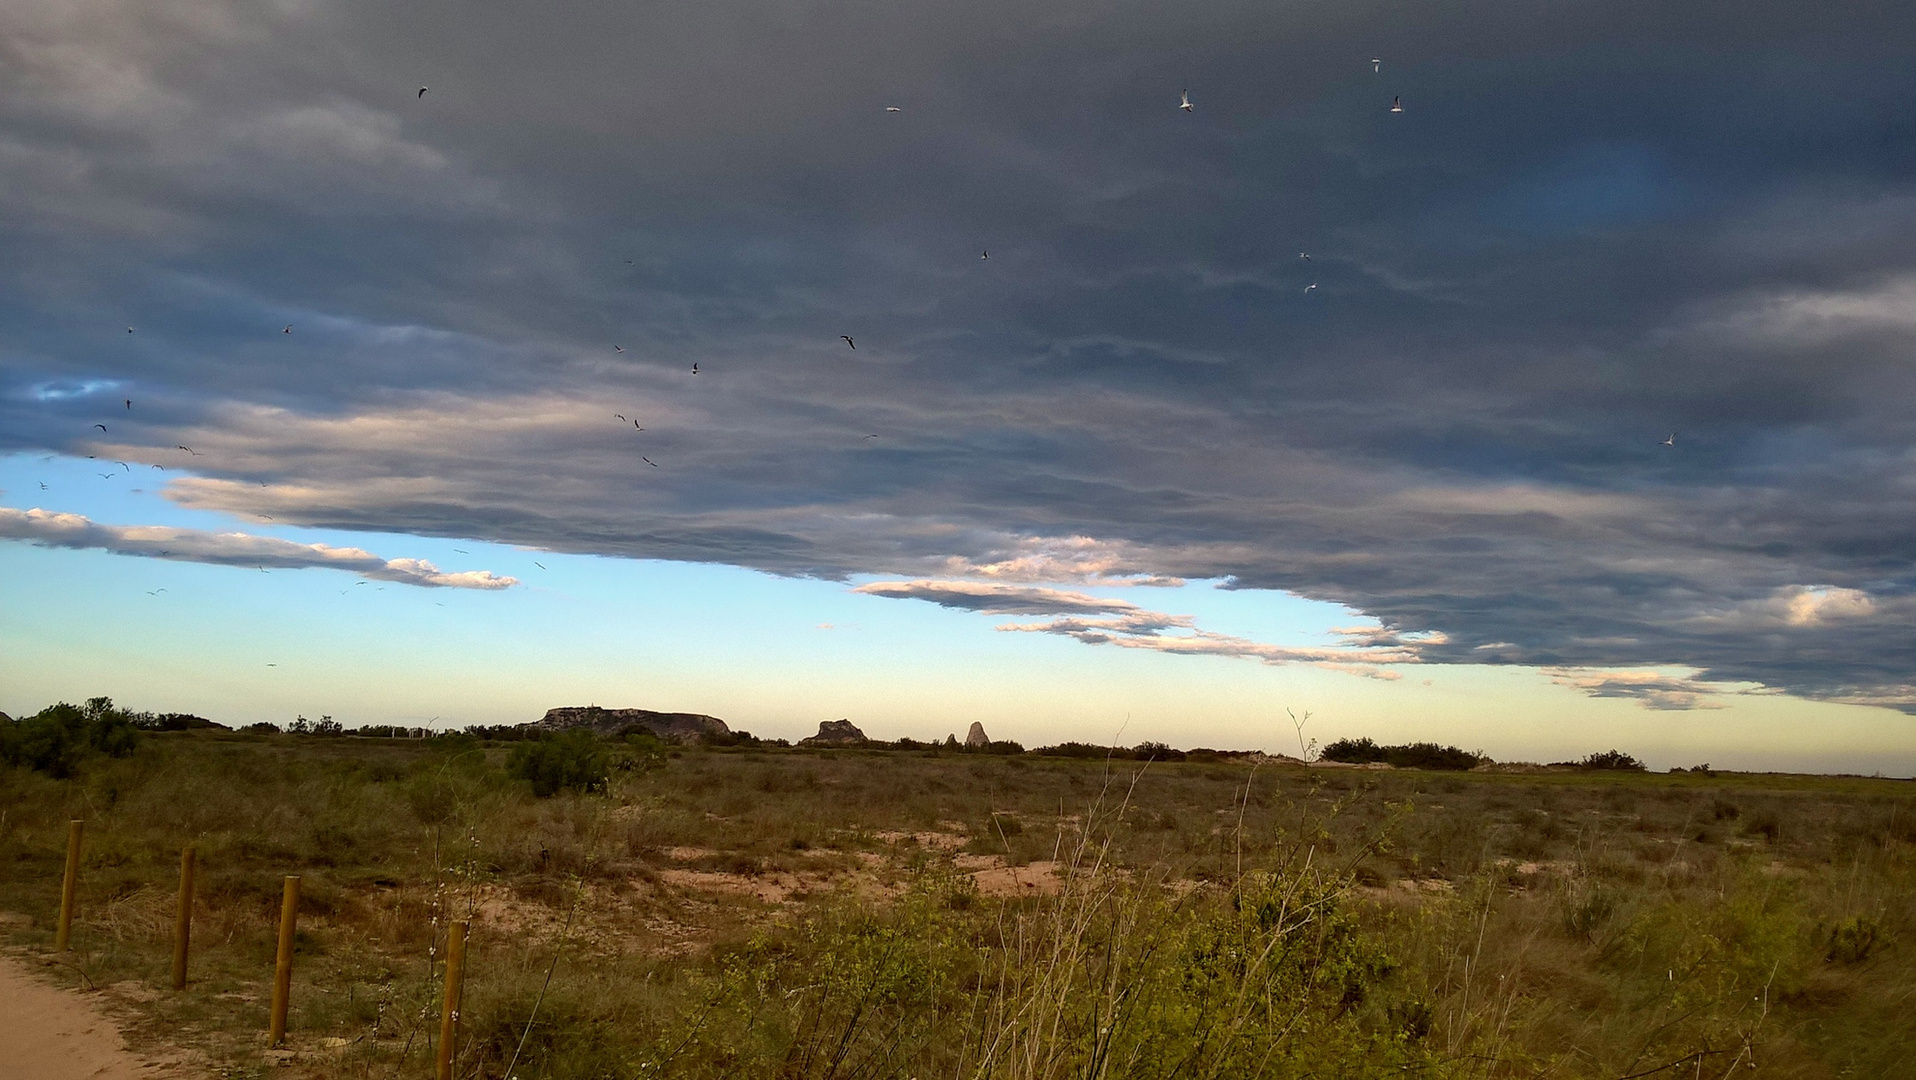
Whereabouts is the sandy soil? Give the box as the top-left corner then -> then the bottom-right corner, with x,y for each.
0,956 -> 201,1080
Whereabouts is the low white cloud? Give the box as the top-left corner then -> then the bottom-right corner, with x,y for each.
857,578 -> 1423,677
934,535 -> 1184,587
1545,668 -> 1729,711
0,506 -> 516,589
851,579 -> 1148,616
1684,584 -> 1881,631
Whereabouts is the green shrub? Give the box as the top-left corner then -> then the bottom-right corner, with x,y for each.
1571,749 -> 1647,771
1322,737 -> 1483,770
508,731 -> 611,797
1827,917 -> 1881,964
0,697 -> 143,778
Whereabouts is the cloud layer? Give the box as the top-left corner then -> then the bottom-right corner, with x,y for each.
2,0 -> 1913,709
0,507 -> 516,589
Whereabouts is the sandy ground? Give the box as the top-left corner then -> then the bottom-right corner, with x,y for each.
0,957 -> 201,1080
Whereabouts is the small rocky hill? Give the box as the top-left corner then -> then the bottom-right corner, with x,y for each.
534,706 -> 729,744
801,719 -> 867,746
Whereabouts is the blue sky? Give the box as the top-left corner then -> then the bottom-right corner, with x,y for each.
6,452 -> 1910,775
3,0 -> 1914,773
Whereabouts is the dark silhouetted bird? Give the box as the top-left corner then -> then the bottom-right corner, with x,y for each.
642,456 -> 658,467
841,335 -> 855,350
691,362 -> 699,374
418,86 -> 428,98
1390,96 -> 1403,113
125,398 -> 132,409
94,423 -> 107,432
283,325 -> 291,334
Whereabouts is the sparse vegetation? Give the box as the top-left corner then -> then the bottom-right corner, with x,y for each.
0,707 -> 1911,1079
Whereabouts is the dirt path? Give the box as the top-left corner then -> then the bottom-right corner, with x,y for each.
0,957 -> 202,1080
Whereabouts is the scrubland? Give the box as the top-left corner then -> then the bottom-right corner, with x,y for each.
1,724 -> 1912,1079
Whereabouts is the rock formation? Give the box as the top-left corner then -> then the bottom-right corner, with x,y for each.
965,721 -> 990,748
802,718 -> 867,745
534,706 -> 729,744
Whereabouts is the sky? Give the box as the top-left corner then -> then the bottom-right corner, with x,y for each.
2,0 -> 1914,774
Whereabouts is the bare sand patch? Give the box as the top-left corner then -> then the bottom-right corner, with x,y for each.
0,955 -> 204,1080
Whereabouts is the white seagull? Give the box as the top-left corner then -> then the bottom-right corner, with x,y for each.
1304,282 -> 1318,293
1661,433 -> 1676,447
1298,252 -> 1311,261
884,106 -> 902,113
1372,58 -> 1381,73
1390,96 -> 1403,113
1179,89 -> 1194,112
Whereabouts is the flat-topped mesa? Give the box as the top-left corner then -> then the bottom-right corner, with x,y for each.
802,718 -> 866,746
535,706 -> 729,744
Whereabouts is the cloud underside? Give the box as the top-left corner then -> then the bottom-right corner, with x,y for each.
3,0 -> 1916,710
0,507 -> 515,589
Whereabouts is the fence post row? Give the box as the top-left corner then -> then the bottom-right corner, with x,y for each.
48,833 -> 469,1060
269,875 -> 300,1046
54,819 -> 83,951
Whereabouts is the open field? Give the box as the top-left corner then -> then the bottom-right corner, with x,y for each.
2,724 -> 1913,1079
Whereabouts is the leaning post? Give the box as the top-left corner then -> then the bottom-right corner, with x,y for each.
54,820 -> 83,951
268,875 -> 300,1046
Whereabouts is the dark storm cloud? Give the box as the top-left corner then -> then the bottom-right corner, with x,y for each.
3,0 -> 1915,708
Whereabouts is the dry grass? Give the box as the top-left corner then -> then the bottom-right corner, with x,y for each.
1,729 -> 1912,1078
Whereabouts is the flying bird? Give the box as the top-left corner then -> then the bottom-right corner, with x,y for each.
1305,282 -> 1318,293
97,472 -> 115,480
125,398 -> 132,409
146,589 -> 165,596
634,421 -> 643,430
1372,58 -> 1381,73
534,561 -> 547,570
453,548 -> 469,554
152,465 -> 163,470
616,414 -> 627,421
691,362 -> 699,375
841,335 -> 856,350
1179,89 -> 1193,112
418,86 -> 428,98
864,434 -> 878,439
1390,96 -> 1403,113
641,456 -> 658,467
283,325 -> 292,334
117,461 -> 129,471
614,345 -> 624,353
981,251 -> 988,259
176,445 -> 198,454
1298,252 -> 1310,261
127,326 -> 134,333
38,482 -> 46,489
94,423 -> 107,432
884,106 -> 902,113
1661,433 -> 1676,447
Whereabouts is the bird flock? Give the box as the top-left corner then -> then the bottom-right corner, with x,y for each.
60,57 -> 1680,590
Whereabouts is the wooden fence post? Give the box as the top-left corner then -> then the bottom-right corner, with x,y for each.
435,920 -> 468,1080
171,847 -> 196,989
268,876 -> 300,1046
54,820 -> 83,951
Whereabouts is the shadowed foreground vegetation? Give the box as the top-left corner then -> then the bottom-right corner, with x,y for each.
2,714 -> 1913,1079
